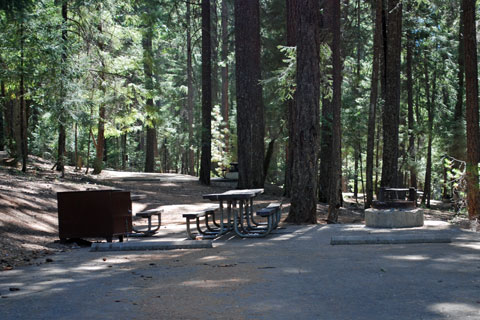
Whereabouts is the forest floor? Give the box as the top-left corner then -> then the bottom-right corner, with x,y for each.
0,155 -> 473,271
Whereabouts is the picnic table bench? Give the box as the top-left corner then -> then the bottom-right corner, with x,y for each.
256,202 -> 282,230
133,208 -> 163,236
183,207 -> 220,240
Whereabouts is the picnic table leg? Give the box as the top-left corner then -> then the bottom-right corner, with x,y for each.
244,198 -> 255,229
185,217 -> 196,240
195,216 -> 217,237
227,201 -> 233,231
217,200 -> 229,236
233,201 -> 243,236
233,200 -> 272,238
248,197 -> 259,226
209,210 -> 221,228
248,197 -> 267,227
205,211 -> 220,232
232,200 -> 270,238
238,200 -> 246,232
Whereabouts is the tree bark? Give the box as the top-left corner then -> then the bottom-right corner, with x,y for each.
353,0 -> 361,204
318,0 -> 331,204
406,10 -> 417,189
220,0 -> 229,156
380,0 -> 402,188
354,148 -> 359,201
211,0 -> 219,108
0,80 -> 5,151
200,0 -> 212,185
359,149 -> 366,203
421,55 -> 434,208
365,0 -> 383,208
19,21 -> 27,172
326,0 -> 342,223
143,22 -> 156,173
56,1 -> 68,176
93,17 -> 105,175
452,0 -> 466,161
318,94 -> 332,203
284,0 -> 296,197
187,1 -> 195,176
234,0 -> 265,188
263,138 -> 276,181
285,0 -> 320,224
121,133 -> 127,170
463,0 -> 480,220
374,111 -> 381,193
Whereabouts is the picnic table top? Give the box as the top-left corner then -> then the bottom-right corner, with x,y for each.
203,188 -> 264,201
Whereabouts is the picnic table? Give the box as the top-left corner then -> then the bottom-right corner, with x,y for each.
200,188 -> 280,238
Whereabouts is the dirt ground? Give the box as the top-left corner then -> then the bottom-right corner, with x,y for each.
0,156 -> 471,271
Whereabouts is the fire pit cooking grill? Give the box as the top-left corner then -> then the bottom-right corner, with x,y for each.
372,187 -> 417,209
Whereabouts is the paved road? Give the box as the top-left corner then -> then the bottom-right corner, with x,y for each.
1,222 -> 479,320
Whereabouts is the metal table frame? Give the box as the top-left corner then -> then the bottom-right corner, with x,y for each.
203,189 -> 273,238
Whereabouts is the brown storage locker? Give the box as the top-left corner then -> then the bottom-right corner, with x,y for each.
57,190 -> 133,242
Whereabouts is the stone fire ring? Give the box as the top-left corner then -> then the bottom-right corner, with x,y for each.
365,208 -> 424,228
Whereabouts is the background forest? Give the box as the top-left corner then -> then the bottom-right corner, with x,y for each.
0,0 -> 478,221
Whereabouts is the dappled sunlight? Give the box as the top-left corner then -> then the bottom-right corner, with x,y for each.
158,182 -> 180,188
428,302 -> 480,317
451,242 -> 480,250
181,278 -> 246,288
72,264 -> 112,272
198,255 -> 224,262
383,254 -> 430,261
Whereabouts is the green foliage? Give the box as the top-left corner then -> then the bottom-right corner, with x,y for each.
0,0 -> 474,199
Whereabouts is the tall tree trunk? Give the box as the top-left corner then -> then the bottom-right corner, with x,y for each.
93,17 -> 105,175
234,0 -> 265,188
374,111 -> 381,194
463,0 -> 480,220
93,101 -> 105,174
221,0 -> 229,156
56,1 -> 68,176
285,0 -> 296,197
452,0 -> 466,161
318,0 -> 333,204
187,1 -> 195,176
318,95 -> 332,203
162,137 -> 168,173
143,23 -> 156,173
406,10 -> 417,189
326,0 -> 343,223
74,123 -> 79,170
422,56 -> 435,208
0,80 -> 5,151
353,0 -> 362,205
380,0 -> 402,188
121,133 -> 127,170
19,21 -> 27,172
359,150 -> 366,203
354,148 -> 359,201
85,104 -> 93,174
211,0 -> 219,108
200,0 -> 212,185
365,0 -> 383,208
285,0 -> 320,224
354,0 -> 362,202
